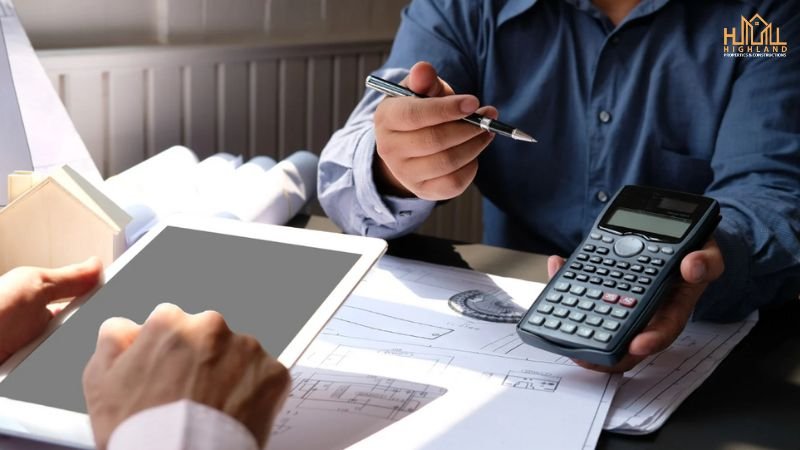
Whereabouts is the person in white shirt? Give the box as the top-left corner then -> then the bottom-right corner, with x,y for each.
0,258 -> 290,450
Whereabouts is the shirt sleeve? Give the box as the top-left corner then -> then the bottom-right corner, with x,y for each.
694,6 -> 800,321
317,0 -> 481,238
107,400 -> 259,450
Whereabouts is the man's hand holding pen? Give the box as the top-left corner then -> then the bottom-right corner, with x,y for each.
372,62 -> 499,200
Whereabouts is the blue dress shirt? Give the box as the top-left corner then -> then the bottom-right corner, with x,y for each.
318,0 -> 800,321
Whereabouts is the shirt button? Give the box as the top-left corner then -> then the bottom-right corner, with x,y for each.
610,36 -> 621,45
373,206 -> 383,214
597,191 -> 609,203
598,110 -> 612,123
398,210 -> 412,217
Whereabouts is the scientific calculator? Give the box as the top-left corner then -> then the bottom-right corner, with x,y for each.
517,185 -> 720,366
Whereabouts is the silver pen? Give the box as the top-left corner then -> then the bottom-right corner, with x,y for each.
365,75 -> 536,143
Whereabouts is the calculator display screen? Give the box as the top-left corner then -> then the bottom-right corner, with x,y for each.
606,208 -> 691,238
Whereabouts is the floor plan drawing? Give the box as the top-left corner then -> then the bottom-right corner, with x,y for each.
502,370 -> 561,392
330,305 -> 454,340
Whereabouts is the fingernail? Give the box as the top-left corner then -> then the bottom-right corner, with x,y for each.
690,262 -> 707,282
460,97 -> 479,114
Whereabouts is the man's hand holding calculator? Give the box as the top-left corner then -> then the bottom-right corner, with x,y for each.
546,238 -> 724,373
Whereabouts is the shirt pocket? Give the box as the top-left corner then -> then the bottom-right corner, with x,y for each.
644,146 -> 714,195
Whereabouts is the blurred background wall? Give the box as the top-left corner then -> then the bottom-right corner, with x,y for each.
14,0 -> 483,242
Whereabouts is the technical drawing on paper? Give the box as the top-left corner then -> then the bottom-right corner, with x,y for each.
502,370 -> 561,392
321,344 -> 454,375
272,369 -> 447,436
330,305 -> 454,340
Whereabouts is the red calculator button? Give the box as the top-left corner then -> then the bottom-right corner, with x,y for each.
602,293 -> 620,303
620,297 -> 638,308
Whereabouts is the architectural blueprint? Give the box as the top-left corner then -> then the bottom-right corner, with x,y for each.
603,312 -> 758,433
269,256 -> 618,450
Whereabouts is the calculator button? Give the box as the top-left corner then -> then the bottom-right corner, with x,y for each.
590,232 -> 602,240
602,236 -> 614,244
594,332 -> 612,343
577,328 -> 594,339
603,321 -> 621,331
544,319 -> 561,329
569,311 -> 586,322
537,304 -> 555,314
576,274 -> 590,282
611,309 -> 629,319
562,296 -> 579,307
617,283 -> 631,291
590,256 -> 603,264
578,301 -> 595,311
570,262 -> 584,270
623,274 -> 637,282
545,293 -> 562,303
620,297 -> 638,308
553,307 -> 570,318
584,265 -> 597,273
602,258 -> 616,266
563,271 -> 577,279
644,267 -> 658,276
560,323 -> 577,334
583,244 -> 596,252
589,277 -> 603,285
555,282 -> 571,292
652,258 -> 665,267
596,267 -> 610,276
586,316 -> 604,327
570,286 -> 587,296
614,236 -> 644,257
587,289 -> 603,299
638,277 -> 652,285
631,286 -> 646,294
647,245 -> 659,253
596,247 -> 610,255
610,270 -> 623,279
602,293 -> 620,303
637,256 -> 651,264
631,264 -> 644,273
577,253 -> 589,261
528,315 -> 546,326
661,247 -> 674,255
594,304 -> 612,315
616,261 -> 630,270
602,280 -> 617,288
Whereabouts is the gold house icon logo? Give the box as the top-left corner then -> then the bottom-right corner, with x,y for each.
723,14 -> 788,57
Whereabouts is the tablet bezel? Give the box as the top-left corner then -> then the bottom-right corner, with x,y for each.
0,216 -> 386,448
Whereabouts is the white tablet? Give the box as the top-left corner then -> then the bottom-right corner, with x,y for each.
0,216 -> 386,448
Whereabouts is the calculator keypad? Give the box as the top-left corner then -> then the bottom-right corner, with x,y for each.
525,232 -> 672,349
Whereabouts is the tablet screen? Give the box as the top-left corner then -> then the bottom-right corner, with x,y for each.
0,226 -> 360,414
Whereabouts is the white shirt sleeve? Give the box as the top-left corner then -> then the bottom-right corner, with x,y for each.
107,399 -> 259,450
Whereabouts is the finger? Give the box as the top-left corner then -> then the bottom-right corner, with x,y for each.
407,61 -> 453,97
34,257 -> 103,306
400,131 -> 495,183
379,95 -> 480,132
547,256 -> 566,279
416,158 -> 479,201
90,317 -> 141,373
628,295 -> 696,356
680,239 -> 724,285
383,106 -> 499,159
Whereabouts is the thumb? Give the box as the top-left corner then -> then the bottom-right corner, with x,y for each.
34,257 -> 103,306
547,256 -> 566,280
88,317 -> 141,374
407,61 -> 453,97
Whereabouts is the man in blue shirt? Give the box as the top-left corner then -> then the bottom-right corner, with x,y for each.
318,0 -> 800,371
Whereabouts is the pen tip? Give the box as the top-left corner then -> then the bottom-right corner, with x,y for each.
512,130 -> 537,143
